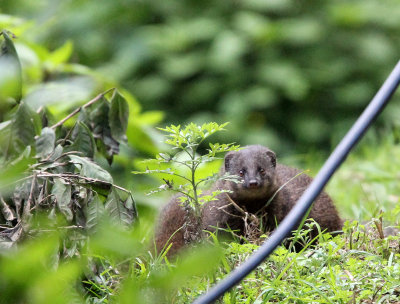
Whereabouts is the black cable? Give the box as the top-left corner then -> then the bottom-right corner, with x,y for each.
193,60 -> 400,304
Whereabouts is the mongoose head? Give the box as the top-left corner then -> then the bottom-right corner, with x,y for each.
223,145 -> 277,201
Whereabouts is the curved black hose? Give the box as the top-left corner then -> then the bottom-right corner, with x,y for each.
193,60 -> 400,304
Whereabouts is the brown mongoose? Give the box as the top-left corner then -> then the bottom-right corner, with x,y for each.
154,145 -> 342,256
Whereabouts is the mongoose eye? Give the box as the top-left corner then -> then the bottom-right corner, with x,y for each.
259,168 -> 266,175
239,170 -> 245,177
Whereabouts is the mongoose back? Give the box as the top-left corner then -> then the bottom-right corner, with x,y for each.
155,145 -> 342,256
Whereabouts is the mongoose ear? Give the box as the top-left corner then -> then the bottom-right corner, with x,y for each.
224,151 -> 236,172
266,150 -> 276,167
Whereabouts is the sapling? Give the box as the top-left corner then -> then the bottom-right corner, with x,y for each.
134,122 -> 240,245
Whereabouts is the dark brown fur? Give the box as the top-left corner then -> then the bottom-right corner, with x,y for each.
154,197 -> 198,257
155,145 -> 342,256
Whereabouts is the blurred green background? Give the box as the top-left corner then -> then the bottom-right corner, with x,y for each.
2,0 -> 400,153
1,3 -> 400,302
1,0 -> 400,213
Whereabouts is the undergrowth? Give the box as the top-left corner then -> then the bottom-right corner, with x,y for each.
103,136 -> 400,303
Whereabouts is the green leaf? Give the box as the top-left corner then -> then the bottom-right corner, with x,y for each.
51,178 -> 73,221
0,120 -> 11,131
12,102 -> 42,153
0,30 -> 22,103
48,40 -> 73,65
35,127 -> 55,159
68,122 -> 96,158
0,120 -> 12,156
105,189 -> 134,226
109,90 -> 129,142
89,96 -> 110,131
48,144 -> 64,162
88,96 -> 120,163
68,155 -> 113,183
85,193 -> 105,232
0,156 -> 31,195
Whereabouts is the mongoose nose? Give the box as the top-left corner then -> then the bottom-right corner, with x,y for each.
248,180 -> 259,188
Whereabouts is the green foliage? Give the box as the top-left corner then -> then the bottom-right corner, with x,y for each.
178,224 -> 400,303
0,32 -> 137,246
0,30 -> 22,108
0,32 -> 139,302
134,122 -> 239,218
3,0 -> 399,153
1,5 -> 400,304
0,29 -> 228,304
328,134 -> 400,222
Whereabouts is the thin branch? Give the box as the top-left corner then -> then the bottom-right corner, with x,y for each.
195,175 -> 218,188
38,225 -> 85,232
169,188 -> 192,199
24,173 -> 37,218
36,106 -> 44,114
35,172 -> 131,194
170,172 -> 192,183
256,170 -> 309,217
221,194 -> 247,216
50,88 -> 115,129
171,158 -> 194,170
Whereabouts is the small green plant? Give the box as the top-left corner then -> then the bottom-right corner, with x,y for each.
134,122 -> 239,244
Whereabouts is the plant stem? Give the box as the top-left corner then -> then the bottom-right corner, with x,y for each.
189,145 -> 201,215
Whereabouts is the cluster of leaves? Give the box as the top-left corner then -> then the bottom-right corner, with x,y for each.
174,219 -> 399,303
3,0 -> 399,153
0,31 -> 136,255
135,122 -> 239,217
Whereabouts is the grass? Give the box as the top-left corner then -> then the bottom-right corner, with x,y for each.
4,135 -> 398,304
328,135 -> 400,223
184,222 -> 399,303
103,134 -> 399,303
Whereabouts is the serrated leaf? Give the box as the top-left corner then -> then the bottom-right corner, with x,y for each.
105,189 -> 133,226
68,155 -> 113,183
51,178 -> 73,221
35,127 -> 55,159
85,193 -> 105,232
109,90 -> 129,142
68,122 -> 96,158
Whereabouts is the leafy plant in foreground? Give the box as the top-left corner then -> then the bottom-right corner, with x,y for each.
0,30 -> 136,254
0,30 -> 140,303
134,122 -> 239,248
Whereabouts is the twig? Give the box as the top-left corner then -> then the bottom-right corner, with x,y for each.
344,269 -> 355,281
50,88 -> 115,129
223,193 -> 247,216
256,170 -> 309,217
35,172 -> 131,193
39,225 -> 85,231
24,173 -> 37,219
